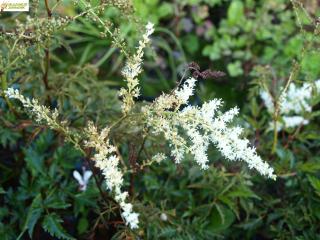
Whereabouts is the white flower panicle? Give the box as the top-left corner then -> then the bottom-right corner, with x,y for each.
174,77 -> 197,105
5,88 -> 60,128
120,22 -> 154,114
281,116 -> 309,128
144,78 -> 276,179
84,123 -> 139,229
151,77 -> 197,112
260,79 -> 320,131
260,90 -> 274,112
152,153 -> 166,164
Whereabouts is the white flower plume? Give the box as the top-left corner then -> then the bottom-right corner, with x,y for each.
144,78 -> 276,179
120,22 -> 154,114
5,88 -> 60,128
84,123 -> 139,229
260,79 -> 320,131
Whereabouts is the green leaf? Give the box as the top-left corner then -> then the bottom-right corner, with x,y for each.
227,61 -> 243,77
307,175 -> 320,192
145,0 -> 159,6
44,196 -> 72,210
77,217 -> 89,234
23,148 -> 45,177
158,3 -> 174,18
218,196 -> 239,219
298,161 -> 320,173
27,209 -> 42,238
42,213 -> 75,240
202,45 -> 221,60
237,217 -> 263,230
207,204 -> 235,232
183,35 -> 199,54
0,125 -> 21,148
17,194 -> 43,239
226,185 -> 261,199
227,1 -> 244,26
250,98 -> 259,118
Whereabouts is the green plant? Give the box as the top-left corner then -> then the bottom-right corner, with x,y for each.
1,0 -> 320,239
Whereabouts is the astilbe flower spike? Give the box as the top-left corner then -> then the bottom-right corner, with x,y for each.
143,77 -> 276,179
5,88 -> 61,128
84,123 -> 139,229
119,22 -> 154,114
260,79 -> 320,131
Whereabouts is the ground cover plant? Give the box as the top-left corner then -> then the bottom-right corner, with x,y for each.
0,0 -> 320,239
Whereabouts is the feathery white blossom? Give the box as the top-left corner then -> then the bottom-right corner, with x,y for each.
281,116 -> 309,128
152,153 -> 166,164
260,79 -> 320,131
5,88 -> 60,128
151,77 -> 197,112
175,77 -> 197,105
144,78 -> 276,179
120,22 -> 154,114
84,123 -> 139,229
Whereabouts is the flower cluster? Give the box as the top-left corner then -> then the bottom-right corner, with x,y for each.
4,88 -> 61,128
260,80 -> 320,131
84,123 -> 139,229
143,78 -> 276,179
119,22 -> 154,114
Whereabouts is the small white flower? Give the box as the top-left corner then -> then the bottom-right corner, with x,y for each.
73,168 -> 93,191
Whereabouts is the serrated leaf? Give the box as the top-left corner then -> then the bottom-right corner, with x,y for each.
17,194 -> 43,239
42,213 -> 75,240
23,148 -> 45,177
307,175 -> 320,192
27,209 -> 42,238
44,197 -> 71,210
0,126 -> 21,148
298,161 -> 320,173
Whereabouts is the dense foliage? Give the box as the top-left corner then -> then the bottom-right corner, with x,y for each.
1,0 -> 320,239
